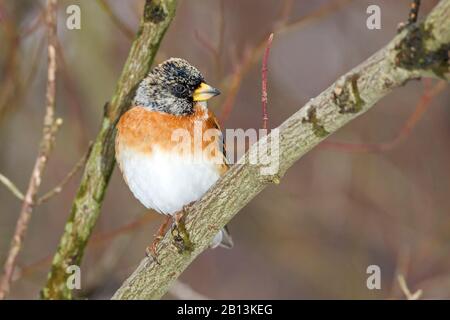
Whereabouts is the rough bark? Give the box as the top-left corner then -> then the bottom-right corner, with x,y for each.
112,0 -> 450,300
41,0 -> 178,299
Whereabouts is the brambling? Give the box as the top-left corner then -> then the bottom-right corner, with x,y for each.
115,58 -> 233,257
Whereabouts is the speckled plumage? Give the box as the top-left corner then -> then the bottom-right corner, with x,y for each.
133,58 -> 205,115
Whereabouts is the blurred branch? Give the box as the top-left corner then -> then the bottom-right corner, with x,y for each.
261,33 -> 273,130
0,173 -> 24,201
0,0 -> 59,300
112,0 -> 450,300
20,6 -> 45,39
398,275 -> 423,300
54,40 -> 89,149
96,0 -> 135,40
0,1 -> 21,121
14,211 -> 155,283
41,0 -> 178,300
36,143 -> 92,205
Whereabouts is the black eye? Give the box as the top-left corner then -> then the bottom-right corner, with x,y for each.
173,84 -> 188,96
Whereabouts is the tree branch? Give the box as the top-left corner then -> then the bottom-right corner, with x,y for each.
112,0 -> 450,300
0,173 -> 24,201
36,143 -> 92,205
0,0 -> 59,300
41,0 -> 178,300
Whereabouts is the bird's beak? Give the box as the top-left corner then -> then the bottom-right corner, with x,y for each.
193,82 -> 221,101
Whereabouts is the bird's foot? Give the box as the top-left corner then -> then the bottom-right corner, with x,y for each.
145,236 -> 162,264
145,215 -> 172,264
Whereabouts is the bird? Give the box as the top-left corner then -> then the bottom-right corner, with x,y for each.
115,58 -> 233,258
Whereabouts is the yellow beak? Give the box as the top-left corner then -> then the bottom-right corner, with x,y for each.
193,82 -> 221,101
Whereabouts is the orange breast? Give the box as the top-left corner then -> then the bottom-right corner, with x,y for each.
115,105 -> 228,175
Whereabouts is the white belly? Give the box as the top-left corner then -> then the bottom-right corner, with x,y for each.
117,146 -> 221,215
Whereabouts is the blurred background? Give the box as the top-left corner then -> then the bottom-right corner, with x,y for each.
1,0 -> 449,299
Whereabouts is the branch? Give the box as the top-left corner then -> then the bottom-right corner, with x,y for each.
0,173 -> 24,201
0,0 -> 59,300
96,0 -> 135,40
41,0 -> 178,300
398,275 -> 423,300
112,0 -> 450,299
36,143 -> 92,205
261,33 -> 273,130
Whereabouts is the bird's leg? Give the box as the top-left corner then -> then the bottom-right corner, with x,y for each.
145,215 -> 172,263
171,205 -> 194,253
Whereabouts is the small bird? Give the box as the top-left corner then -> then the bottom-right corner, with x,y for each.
115,58 -> 233,257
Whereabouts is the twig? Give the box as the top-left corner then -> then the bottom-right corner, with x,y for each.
20,6 -> 45,39
54,39 -> 89,149
277,0 -> 294,26
0,173 -> 24,201
194,30 -> 221,66
41,0 -> 179,300
279,0 -> 354,35
36,143 -> 93,205
14,211 -> 155,282
0,0 -> 59,300
261,33 -> 273,130
398,275 -> 423,300
112,1 -> 450,300
96,0 -> 135,40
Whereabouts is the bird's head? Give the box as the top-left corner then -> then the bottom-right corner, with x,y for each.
133,58 -> 220,115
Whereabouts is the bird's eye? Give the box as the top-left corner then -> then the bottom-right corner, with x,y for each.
173,84 -> 187,96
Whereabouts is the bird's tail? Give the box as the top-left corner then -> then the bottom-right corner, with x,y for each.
210,225 -> 233,249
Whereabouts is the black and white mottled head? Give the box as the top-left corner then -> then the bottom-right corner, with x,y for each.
133,58 -> 220,116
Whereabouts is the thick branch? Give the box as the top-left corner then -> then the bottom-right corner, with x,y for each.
112,0 -> 450,300
41,0 -> 178,300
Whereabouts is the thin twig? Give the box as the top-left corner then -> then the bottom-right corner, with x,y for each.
36,143 -> 93,205
14,211 -> 155,282
261,33 -> 273,130
0,173 -> 24,201
0,0 -> 59,300
54,38 -> 89,149
20,6 -> 45,39
194,30 -> 221,66
398,275 -> 423,300
96,0 -> 134,40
